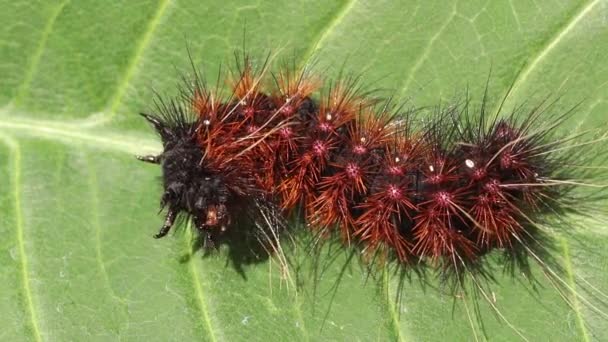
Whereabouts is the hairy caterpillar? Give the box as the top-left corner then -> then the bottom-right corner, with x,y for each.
137,54 -> 608,337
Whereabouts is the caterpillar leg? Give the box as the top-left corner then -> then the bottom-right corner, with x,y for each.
194,215 -> 217,250
203,232 -> 216,250
136,154 -> 161,164
154,209 -> 176,239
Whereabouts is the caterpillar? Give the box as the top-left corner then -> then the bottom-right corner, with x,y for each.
137,54 -> 607,319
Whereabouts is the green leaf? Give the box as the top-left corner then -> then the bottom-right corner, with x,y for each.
2,0 -> 607,340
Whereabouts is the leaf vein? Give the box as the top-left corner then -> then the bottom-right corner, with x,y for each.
105,0 -> 173,120
398,2 -> 457,97
500,0 -> 600,104
86,154 -> 130,312
183,228 -> 218,342
0,136 -> 42,342
560,238 -> 590,341
383,267 -> 406,342
13,0 -> 71,106
300,0 -> 358,66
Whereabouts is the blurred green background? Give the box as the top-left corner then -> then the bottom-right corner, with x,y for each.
1,0 -> 607,341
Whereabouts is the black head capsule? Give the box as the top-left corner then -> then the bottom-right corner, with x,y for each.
138,112 -> 231,244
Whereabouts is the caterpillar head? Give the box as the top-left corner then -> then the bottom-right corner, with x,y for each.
139,113 -> 232,241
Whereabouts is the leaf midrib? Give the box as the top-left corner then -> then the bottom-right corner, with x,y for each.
0,114 -> 160,155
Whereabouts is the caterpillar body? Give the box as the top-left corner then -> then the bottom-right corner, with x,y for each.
137,55 -> 605,290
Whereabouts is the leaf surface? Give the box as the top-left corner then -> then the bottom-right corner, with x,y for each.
1,1 -> 607,340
